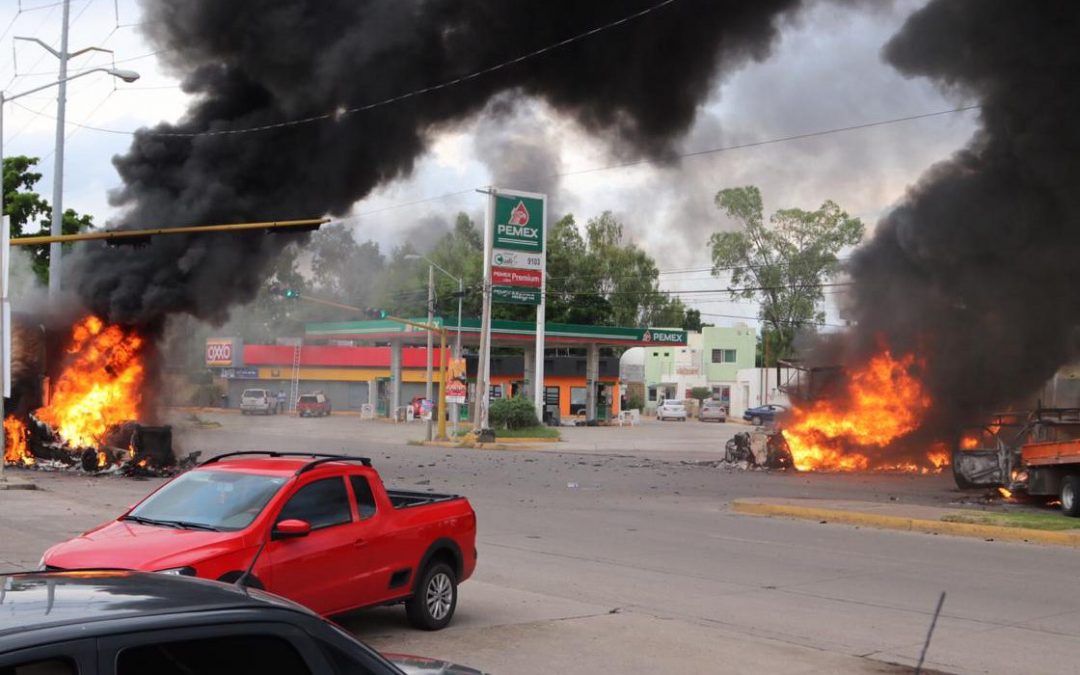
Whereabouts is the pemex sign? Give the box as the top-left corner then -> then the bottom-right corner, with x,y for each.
494,195 -> 543,252
491,192 -> 545,305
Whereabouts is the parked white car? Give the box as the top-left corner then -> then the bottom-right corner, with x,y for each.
240,388 -> 275,415
657,400 -> 688,422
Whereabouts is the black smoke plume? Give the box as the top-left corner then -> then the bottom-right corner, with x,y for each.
75,0 -> 803,326
843,1 -> 1080,432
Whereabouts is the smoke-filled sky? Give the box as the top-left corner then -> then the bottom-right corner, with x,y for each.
0,0 -> 977,327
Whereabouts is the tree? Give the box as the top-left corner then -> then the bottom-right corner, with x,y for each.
689,386 -> 712,405
309,224 -> 384,307
545,212 -> 685,327
710,186 -> 863,364
683,308 -> 707,332
374,213 -> 485,320
3,155 -> 96,285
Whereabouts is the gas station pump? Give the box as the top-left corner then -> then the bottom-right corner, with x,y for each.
595,382 -> 611,421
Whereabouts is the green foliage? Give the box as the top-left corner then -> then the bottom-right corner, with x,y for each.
377,213 -> 483,319
545,212 -> 685,327
489,396 -> 541,430
3,156 -> 96,285
683,308 -> 704,332
710,186 -> 863,363
689,386 -> 712,403
625,394 -> 644,411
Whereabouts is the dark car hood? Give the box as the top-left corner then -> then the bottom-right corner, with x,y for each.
385,654 -> 486,675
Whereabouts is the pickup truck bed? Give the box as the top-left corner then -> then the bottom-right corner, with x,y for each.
387,489 -> 462,509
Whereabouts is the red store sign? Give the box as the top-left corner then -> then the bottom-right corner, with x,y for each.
491,266 -> 543,288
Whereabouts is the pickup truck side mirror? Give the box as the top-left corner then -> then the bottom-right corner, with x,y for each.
272,519 -> 312,541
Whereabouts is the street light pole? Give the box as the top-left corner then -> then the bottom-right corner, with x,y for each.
49,0 -> 72,298
14,3 -> 139,298
404,253 -> 463,438
425,263 -> 434,441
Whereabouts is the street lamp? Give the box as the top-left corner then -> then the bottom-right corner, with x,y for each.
405,253 -> 464,437
0,66 -> 139,483
0,65 -> 142,238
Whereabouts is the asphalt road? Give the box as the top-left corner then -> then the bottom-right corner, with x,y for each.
4,412 -> 1079,674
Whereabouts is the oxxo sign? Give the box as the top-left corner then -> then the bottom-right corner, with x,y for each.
491,193 -> 545,306
206,338 -> 240,367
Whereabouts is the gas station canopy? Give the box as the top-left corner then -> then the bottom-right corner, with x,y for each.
305,318 -> 687,348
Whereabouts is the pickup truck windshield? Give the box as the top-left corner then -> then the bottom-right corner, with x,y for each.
127,470 -> 286,531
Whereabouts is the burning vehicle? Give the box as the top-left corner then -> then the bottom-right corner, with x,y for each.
953,408 -> 1080,516
3,315 -> 181,475
727,349 -> 952,475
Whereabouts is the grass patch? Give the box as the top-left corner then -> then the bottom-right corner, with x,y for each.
491,426 -> 560,439
941,510 -> 1080,531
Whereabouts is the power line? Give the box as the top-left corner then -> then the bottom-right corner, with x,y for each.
558,104 -> 981,177
28,0 -> 684,137
312,104 -> 974,223
698,311 -> 848,328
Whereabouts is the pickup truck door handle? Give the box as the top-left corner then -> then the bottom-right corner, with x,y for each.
354,538 -> 367,548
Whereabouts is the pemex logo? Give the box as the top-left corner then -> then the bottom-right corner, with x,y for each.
508,200 -> 530,226
642,331 -> 652,343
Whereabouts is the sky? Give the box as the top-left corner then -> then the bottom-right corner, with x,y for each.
0,0 -> 979,331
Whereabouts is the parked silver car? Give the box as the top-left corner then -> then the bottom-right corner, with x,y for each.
657,400 -> 688,421
699,399 -> 728,422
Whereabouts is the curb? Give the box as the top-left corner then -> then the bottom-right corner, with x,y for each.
479,437 -> 560,444
414,440 -> 554,450
730,499 -> 1080,548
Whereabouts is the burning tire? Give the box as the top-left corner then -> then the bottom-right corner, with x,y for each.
1061,476 -> 1080,517
951,450 -> 976,490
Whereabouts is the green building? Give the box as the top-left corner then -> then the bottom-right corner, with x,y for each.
640,324 -> 756,411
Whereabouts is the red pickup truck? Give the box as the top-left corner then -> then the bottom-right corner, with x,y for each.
41,453 -> 477,630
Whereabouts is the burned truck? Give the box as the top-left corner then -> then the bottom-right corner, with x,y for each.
953,408 -> 1080,516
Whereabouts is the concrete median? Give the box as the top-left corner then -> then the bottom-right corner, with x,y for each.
731,497 -> 1080,548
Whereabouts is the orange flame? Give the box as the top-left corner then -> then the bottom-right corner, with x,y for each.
34,316 -> 145,448
3,416 -> 33,466
998,487 -> 1013,499
782,349 -> 933,471
927,444 -> 950,470
960,436 -> 980,450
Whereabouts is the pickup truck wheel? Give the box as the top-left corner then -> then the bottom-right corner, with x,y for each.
406,562 -> 457,630
1061,476 -> 1080,517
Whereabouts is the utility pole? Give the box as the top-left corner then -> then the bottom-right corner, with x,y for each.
475,189 -> 495,433
14,0 -> 134,297
49,0 -> 71,297
425,263 -> 434,441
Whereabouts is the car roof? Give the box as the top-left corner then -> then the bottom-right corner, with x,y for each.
0,571 -> 308,639
197,456 -> 373,477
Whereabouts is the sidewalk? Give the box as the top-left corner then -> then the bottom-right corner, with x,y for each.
732,497 -> 1080,548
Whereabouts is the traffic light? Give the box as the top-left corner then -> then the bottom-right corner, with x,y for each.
268,284 -> 301,299
363,308 -> 388,319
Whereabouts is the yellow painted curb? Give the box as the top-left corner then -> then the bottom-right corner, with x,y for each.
730,499 -> 1080,548
483,437 -> 559,444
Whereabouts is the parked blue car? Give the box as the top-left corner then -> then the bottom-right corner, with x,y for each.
743,404 -> 787,425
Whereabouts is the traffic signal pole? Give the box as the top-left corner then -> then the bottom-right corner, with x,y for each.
9,218 -> 329,247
